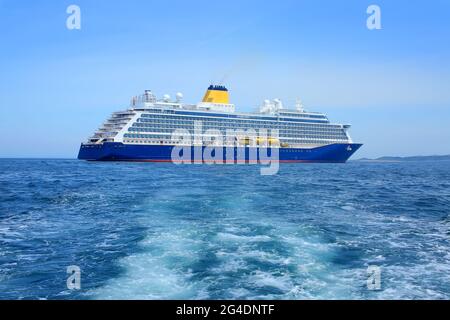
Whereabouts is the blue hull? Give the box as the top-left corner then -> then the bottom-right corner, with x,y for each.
78,143 -> 362,163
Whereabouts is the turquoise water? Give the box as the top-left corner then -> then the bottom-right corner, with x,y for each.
0,159 -> 449,299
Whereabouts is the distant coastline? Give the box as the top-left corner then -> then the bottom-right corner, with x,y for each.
355,155 -> 450,162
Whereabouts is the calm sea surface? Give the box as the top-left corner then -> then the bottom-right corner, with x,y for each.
0,159 -> 449,299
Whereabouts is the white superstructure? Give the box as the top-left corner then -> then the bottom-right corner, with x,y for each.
86,85 -> 353,149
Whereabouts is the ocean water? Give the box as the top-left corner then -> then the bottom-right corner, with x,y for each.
0,159 -> 449,300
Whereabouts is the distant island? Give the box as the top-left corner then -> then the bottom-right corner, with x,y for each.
355,155 -> 450,162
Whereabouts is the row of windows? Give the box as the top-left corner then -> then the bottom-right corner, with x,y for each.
123,139 -> 318,152
131,124 -> 344,133
279,112 -> 325,119
124,140 -> 172,145
132,123 -> 345,135
128,129 -> 346,139
123,134 -> 344,144
139,114 -> 329,125
134,121 -> 344,134
135,119 -> 342,131
123,139 -> 330,146
142,110 -> 327,121
127,128 -> 348,140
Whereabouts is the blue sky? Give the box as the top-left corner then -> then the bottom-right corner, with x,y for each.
0,0 -> 449,158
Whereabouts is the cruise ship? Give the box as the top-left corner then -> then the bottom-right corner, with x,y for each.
78,85 -> 362,163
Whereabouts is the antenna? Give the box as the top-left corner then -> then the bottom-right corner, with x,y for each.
219,73 -> 228,85
296,98 -> 305,112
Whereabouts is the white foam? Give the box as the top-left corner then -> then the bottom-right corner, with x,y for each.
216,232 -> 272,242
90,189 -> 450,300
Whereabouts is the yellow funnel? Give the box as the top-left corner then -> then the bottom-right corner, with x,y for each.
202,85 -> 229,104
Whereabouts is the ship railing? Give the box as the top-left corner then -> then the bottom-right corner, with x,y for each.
103,121 -> 127,126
